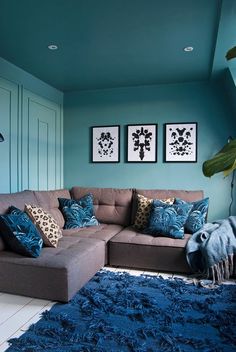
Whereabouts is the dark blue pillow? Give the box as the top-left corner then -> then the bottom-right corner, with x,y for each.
59,194 -> 99,229
144,200 -> 193,239
0,206 -> 43,257
174,198 -> 209,234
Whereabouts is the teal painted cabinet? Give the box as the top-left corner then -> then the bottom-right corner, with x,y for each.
0,77 -> 18,193
22,90 -> 63,190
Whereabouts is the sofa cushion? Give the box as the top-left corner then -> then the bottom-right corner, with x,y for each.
0,190 -> 39,215
144,200 -> 193,239
70,187 -> 133,226
25,204 -> 62,247
59,194 -> 99,229
109,226 -> 192,273
62,223 -> 123,265
34,189 -> 71,229
174,197 -> 209,234
62,223 -> 123,243
0,236 -> 105,302
0,207 -> 43,258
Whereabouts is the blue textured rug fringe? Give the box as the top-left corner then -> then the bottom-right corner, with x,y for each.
6,270 -> 236,352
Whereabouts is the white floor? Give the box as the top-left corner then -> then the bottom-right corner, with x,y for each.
0,267 -> 234,351
0,293 -> 54,351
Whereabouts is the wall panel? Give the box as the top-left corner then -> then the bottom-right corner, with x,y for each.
0,77 -> 18,193
0,57 -> 63,194
22,90 -> 63,191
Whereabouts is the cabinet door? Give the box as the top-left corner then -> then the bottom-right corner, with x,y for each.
22,90 -> 63,190
0,77 -> 18,193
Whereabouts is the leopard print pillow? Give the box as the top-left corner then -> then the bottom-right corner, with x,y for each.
134,194 -> 174,231
25,204 -> 62,248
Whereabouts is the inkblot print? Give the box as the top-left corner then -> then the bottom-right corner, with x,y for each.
97,132 -> 115,158
168,127 -> 193,156
132,127 -> 152,160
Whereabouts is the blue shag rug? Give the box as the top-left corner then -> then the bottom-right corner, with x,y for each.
7,270 -> 236,352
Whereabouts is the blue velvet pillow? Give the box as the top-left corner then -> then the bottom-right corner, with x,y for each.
59,194 -> 99,229
144,200 -> 193,239
175,197 -> 209,234
0,206 -> 43,257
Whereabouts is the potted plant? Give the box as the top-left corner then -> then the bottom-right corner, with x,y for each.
203,139 -> 236,177
202,48 -> 236,215
202,138 -> 236,215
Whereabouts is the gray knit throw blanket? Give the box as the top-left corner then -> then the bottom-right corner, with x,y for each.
186,216 -> 236,287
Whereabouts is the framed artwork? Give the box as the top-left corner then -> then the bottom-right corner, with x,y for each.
127,124 -> 157,162
164,122 -> 197,162
92,125 -> 120,163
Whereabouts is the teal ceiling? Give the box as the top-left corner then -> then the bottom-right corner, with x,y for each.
0,0 -> 235,92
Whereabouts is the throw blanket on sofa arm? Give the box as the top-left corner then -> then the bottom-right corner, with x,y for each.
186,216 -> 236,286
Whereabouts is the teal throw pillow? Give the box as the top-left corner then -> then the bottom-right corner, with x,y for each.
144,200 -> 193,239
0,206 -> 43,257
59,194 -> 99,229
175,198 -> 209,234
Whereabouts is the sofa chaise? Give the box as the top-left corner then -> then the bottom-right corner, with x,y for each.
0,187 -> 204,302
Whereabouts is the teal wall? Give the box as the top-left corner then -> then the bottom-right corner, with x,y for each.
64,80 -> 235,221
0,57 -> 64,193
1,55 -> 235,221
224,68 -> 236,118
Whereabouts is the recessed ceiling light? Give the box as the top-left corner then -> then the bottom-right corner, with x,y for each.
48,44 -> 58,50
183,46 -> 194,52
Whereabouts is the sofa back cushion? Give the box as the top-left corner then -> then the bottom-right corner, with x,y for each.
33,189 -> 71,229
0,190 -> 38,215
135,189 -> 204,202
70,187 -> 133,226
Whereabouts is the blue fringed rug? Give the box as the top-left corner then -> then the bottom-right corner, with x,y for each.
7,270 -> 236,352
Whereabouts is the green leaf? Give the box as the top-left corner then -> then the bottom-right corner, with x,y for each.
223,160 -> 236,177
202,139 -> 236,177
226,46 -> 236,60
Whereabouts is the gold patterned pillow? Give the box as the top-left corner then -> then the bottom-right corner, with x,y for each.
25,204 -> 62,248
133,194 -> 175,231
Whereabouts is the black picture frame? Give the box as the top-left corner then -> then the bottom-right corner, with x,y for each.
127,124 -> 157,163
164,122 -> 198,162
91,125 -> 120,163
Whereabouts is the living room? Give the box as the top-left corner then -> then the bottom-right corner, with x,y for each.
0,0 -> 235,351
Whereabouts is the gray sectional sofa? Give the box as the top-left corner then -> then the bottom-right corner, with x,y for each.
0,187 -> 203,302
